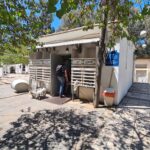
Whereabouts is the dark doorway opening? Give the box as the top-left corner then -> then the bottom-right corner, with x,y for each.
10,66 -> 15,73
22,64 -> 25,72
51,54 -> 71,97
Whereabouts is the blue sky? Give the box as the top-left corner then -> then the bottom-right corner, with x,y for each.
51,1 -> 61,30
51,15 -> 61,30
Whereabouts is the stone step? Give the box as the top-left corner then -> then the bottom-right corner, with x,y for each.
127,91 -> 150,101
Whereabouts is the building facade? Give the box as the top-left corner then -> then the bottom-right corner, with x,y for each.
29,26 -> 135,105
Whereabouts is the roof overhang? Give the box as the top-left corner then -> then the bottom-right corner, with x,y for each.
36,38 -> 99,49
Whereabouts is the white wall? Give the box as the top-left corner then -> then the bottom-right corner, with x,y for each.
0,67 -> 3,77
3,64 -> 29,74
116,38 -> 134,104
135,59 -> 150,68
100,42 -> 120,103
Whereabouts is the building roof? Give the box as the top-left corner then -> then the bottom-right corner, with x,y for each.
37,26 -> 101,48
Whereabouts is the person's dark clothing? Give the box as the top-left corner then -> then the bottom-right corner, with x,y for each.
56,65 -> 65,97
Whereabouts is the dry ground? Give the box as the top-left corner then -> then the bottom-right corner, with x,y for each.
0,74 -> 150,149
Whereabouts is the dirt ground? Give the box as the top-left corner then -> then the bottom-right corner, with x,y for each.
0,74 -> 150,149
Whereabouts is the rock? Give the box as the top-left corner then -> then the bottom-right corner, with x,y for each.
11,79 -> 29,92
25,133 -> 32,139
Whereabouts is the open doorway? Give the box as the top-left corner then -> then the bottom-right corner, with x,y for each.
51,54 -> 71,97
10,66 -> 15,73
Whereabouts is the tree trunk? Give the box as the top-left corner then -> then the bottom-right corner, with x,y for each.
93,9 -> 108,108
93,45 -> 103,108
93,29 -> 107,108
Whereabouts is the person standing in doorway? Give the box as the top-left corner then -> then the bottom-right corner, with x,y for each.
64,60 -> 71,96
56,64 -> 66,98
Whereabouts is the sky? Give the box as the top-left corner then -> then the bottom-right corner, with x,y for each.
51,15 -> 61,30
51,1 -> 61,30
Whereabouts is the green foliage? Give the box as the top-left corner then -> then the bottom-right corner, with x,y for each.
129,15 -> 150,58
59,10 -> 97,30
48,0 -> 150,48
135,44 -> 150,58
0,0 -> 52,51
0,46 -> 31,65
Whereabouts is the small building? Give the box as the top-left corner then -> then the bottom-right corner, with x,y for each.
29,26 -> 135,105
134,58 -> 150,83
3,64 -> 29,74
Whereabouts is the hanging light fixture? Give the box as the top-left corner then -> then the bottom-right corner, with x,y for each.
66,47 -> 69,53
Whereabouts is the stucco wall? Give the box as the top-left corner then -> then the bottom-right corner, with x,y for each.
116,38 -> 134,105
135,59 -> 150,68
0,67 -> 3,77
99,43 -> 120,103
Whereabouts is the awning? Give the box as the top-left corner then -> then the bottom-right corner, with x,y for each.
36,38 -> 99,48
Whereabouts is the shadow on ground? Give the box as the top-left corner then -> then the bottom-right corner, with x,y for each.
108,108 -> 150,150
0,108 -> 150,149
0,109 -> 99,149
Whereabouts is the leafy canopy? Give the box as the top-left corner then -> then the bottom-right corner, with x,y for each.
0,46 -> 31,65
0,0 -> 53,51
49,0 -> 150,47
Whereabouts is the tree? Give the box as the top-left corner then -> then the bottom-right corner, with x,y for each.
129,15 -> 150,58
48,0 -> 149,107
59,9 -> 97,30
0,46 -> 30,65
0,0 -> 52,53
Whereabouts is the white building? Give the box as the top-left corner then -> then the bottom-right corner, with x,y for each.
29,26 -> 135,105
3,64 -> 29,74
0,67 -> 3,77
134,58 -> 150,83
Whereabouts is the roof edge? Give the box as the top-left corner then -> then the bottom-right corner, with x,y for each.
40,24 -> 100,38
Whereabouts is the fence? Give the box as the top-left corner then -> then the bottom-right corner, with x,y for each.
29,59 -> 51,83
71,58 -> 96,88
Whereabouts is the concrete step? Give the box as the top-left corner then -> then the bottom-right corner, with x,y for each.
127,91 -> 150,101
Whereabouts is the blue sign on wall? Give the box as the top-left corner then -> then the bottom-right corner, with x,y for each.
105,50 -> 119,66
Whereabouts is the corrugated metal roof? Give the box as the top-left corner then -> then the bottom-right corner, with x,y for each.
37,26 -> 101,48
